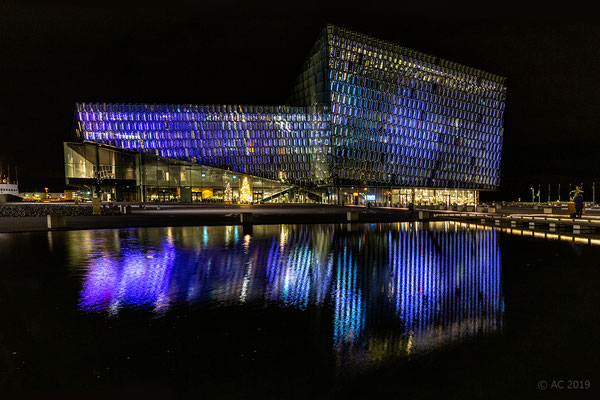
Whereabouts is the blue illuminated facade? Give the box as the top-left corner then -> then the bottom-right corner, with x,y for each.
69,25 -> 506,203
291,25 -> 506,190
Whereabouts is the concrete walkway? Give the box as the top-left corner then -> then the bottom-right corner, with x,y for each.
0,204 -> 417,233
3,202 -> 600,234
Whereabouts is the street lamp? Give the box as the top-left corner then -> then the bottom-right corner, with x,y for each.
530,186 -> 535,203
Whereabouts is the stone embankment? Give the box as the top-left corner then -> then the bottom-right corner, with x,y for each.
0,204 -> 118,217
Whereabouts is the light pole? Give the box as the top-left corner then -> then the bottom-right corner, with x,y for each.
530,186 -> 535,203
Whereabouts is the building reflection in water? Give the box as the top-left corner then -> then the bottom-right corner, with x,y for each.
71,222 -> 502,369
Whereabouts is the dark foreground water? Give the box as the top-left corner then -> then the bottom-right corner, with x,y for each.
1,222 -> 598,399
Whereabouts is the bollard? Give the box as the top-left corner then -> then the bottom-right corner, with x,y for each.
92,198 -> 101,215
240,212 -> 254,224
418,211 -> 430,220
47,215 -> 67,230
346,211 -> 359,222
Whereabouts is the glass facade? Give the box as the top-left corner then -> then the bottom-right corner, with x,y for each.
292,25 -> 505,189
68,25 -> 506,202
74,104 -> 331,187
64,142 -> 291,203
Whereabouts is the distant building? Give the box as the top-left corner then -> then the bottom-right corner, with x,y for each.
21,192 -> 62,201
18,190 -> 87,202
65,25 -> 506,204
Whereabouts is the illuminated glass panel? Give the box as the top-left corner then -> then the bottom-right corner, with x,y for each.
75,104 -> 331,187
312,25 -> 506,189
73,25 -> 506,191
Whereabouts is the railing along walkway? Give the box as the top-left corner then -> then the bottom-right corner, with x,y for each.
428,209 -> 600,233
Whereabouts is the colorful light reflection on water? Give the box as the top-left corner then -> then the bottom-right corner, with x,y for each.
72,222 -> 502,369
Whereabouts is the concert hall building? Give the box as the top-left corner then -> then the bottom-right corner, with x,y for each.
64,25 -> 506,204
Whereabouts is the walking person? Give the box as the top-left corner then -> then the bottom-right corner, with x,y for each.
568,186 -> 584,218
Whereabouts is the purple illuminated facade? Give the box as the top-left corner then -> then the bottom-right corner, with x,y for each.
67,25 -> 506,203
73,104 -> 331,187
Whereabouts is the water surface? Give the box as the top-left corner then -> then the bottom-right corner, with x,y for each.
1,222 -> 598,399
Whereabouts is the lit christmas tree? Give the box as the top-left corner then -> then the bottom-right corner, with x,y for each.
240,176 -> 252,203
224,181 -> 232,203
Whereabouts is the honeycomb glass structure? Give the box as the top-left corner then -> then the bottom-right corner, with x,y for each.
291,25 -> 506,190
69,25 -> 506,204
74,104 -> 331,187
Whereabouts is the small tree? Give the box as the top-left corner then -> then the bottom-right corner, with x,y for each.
240,176 -> 252,204
224,181 -> 233,203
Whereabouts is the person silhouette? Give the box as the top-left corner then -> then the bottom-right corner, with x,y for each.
574,192 -> 584,219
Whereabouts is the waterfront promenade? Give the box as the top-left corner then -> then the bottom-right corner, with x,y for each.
0,203 -> 416,233
2,202 -> 600,233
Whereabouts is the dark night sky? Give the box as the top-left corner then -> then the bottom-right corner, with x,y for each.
1,1 -> 599,200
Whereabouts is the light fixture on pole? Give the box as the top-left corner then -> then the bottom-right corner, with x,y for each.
530,186 -> 535,203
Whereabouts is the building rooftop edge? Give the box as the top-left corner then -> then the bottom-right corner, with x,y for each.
74,102 -> 330,109
325,23 -> 507,83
